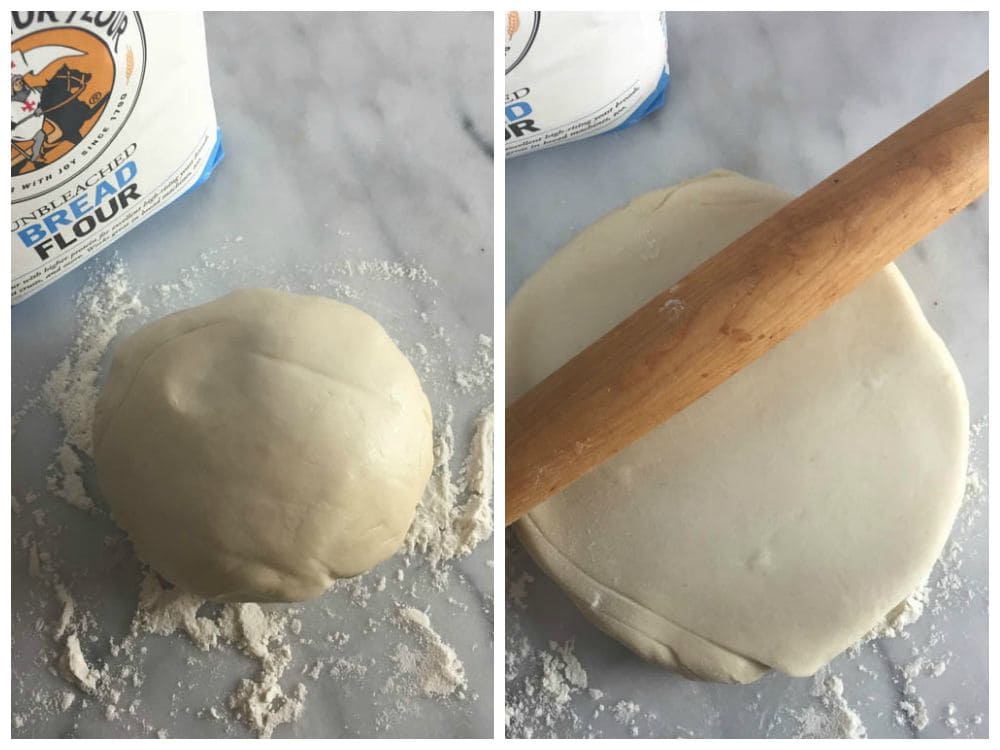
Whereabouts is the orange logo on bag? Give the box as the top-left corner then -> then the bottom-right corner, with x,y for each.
11,30 -> 114,174
10,12 -> 145,202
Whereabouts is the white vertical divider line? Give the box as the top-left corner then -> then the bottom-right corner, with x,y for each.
986,14 -> 998,738
492,7 -> 506,742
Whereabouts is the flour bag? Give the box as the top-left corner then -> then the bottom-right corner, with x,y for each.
504,12 -> 669,158
11,11 -> 223,303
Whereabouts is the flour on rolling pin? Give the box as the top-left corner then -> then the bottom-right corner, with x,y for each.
504,12 -> 669,158
10,11 -> 223,304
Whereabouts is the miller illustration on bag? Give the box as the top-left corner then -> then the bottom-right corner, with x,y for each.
11,11 -> 223,304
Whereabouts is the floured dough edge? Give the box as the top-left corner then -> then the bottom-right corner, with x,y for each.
517,515 -> 770,683
513,170 -> 968,684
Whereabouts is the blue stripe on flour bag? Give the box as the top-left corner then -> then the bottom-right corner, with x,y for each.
182,127 -> 225,197
607,70 -> 671,136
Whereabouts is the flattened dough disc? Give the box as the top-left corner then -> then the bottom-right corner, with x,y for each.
507,171 -> 968,683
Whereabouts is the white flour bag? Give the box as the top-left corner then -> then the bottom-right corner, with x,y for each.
505,11 -> 669,158
11,11 -> 223,303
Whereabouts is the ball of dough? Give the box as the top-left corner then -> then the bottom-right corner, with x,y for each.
94,288 -> 433,602
509,171 -> 968,683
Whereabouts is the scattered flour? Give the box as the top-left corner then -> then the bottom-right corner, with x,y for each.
391,606 -> 467,697
896,698 -> 929,732
38,260 -> 142,513
326,631 -> 350,647
13,248 -> 493,738
505,639 -> 591,738
455,334 -> 493,392
507,572 -> 534,611
863,585 -> 930,641
126,571 -> 306,738
612,700 -> 641,725
340,258 -> 437,285
540,641 -> 588,706
404,405 -> 494,569
794,671 -> 867,739
330,657 -> 368,680
60,634 -> 101,694
39,260 -> 144,457
47,445 -> 94,512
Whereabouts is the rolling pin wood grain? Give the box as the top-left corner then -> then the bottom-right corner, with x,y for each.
506,71 -> 988,526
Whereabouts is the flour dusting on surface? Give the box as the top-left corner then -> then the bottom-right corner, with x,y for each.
39,260 -> 143,513
505,638 -> 589,738
505,417 -> 987,738
793,671 -> 867,738
40,260 -> 144,456
405,405 -> 495,569
390,606 -> 467,697
13,246 -> 493,738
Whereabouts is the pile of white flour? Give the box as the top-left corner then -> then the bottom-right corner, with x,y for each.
12,245 -> 493,738
405,404 -> 494,569
391,606 -> 468,697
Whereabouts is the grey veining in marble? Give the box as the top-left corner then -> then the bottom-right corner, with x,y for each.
506,11 -> 987,739
12,12 -> 493,739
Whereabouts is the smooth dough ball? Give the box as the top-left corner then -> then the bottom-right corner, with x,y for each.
94,288 -> 433,602
508,171 -> 968,683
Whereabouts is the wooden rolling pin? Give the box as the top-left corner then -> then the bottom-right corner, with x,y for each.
506,71 -> 988,526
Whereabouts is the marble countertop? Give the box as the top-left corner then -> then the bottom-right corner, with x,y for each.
505,11 -> 988,739
12,12 -> 493,739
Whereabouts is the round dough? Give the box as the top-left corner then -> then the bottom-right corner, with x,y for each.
508,171 -> 968,683
94,288 -> 433,602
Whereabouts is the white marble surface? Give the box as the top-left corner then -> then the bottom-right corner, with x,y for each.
12,12 -> 493,739
506,12 -> 987,739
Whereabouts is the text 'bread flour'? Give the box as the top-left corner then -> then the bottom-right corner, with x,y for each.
11,11 -> 223,303
504,12 -> 669,158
